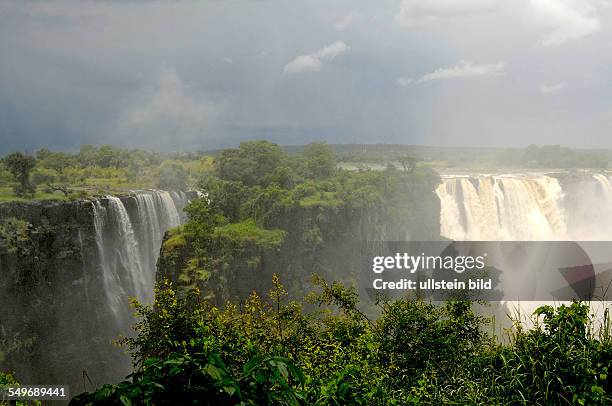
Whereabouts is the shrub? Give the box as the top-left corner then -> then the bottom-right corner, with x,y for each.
70,279 -> 612,405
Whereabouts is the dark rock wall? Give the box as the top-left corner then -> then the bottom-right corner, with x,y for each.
157,174 -> 442,305
0,199 -> 130,394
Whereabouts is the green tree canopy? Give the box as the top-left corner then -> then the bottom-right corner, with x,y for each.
3,151 -> 36,197
302,142 -> 336,179
216,141 -> 289,187
36,149 -> 76,173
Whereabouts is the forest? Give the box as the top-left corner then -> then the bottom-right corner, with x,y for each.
0,145 -> 211,201
1,143 -> 609,203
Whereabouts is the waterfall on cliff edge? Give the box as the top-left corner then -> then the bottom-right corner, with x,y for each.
92,190 -> 189,322
436,173 -> 612,241
436,174 -> 567,240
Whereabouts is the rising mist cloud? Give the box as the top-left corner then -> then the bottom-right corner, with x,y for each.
114,68 -> 223,148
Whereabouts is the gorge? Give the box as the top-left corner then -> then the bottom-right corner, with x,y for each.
0,191 -> 191,392
2,170 -> 612,395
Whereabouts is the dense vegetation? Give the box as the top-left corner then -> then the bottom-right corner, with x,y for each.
69,278 -> 612,405
1,142 -> 609,202
0,145 -> 212,201
156,141 -> 440,303
0,371 -> 40,405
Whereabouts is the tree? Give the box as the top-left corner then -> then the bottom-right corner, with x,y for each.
78,144 -> 97,167
36,148 -> 52,161
37,149 -> 76,174
3,152 -> 37,197
0,161 -> 12,187
97,145 -> 122,168
398,155 -> 417,173
302,142 -> 336,179
46,184 -> 73,198
216,141 -> 285,187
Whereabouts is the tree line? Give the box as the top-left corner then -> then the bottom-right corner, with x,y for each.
0,146 -> 210,199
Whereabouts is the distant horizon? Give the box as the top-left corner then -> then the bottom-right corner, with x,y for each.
5,141 -> 612,157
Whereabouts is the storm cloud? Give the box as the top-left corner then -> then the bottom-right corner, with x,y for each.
0,0 -> 611,153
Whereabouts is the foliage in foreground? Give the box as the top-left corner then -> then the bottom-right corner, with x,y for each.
0,371 -> 40,406
70,278 -> 612,405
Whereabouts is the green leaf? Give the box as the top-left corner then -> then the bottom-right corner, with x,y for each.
119,395 -> 133,406
206,364 -> 224,381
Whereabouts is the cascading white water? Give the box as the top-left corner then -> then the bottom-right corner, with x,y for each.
91,190 -> 190,323
156,190 -> 182,227
93,200 -> 128,320
437,173 -> 612,336
437,173 -> 612,241
170,191 -> 189,222
566,174 -> 612,240
437,174 -> 568,240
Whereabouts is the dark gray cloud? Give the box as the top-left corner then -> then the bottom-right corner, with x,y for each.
0,0 -> 611,154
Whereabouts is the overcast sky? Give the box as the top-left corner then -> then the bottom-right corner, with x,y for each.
0,0 -> 611,153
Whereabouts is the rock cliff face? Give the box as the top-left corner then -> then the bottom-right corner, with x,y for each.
157,173 -> 442,304
0,199 -> 128,392
0,191 -> 193,393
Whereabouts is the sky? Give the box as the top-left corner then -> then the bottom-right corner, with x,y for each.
0,0 -> 611,154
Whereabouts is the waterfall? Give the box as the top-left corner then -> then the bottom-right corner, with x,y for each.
593,174 -> 612,201
437,173 -> 612,241
437,174 -> 612,338
92,200 -> 127,320
566,174 -> 612,240
437,174 -> 568,240
91,190 -> 190,322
